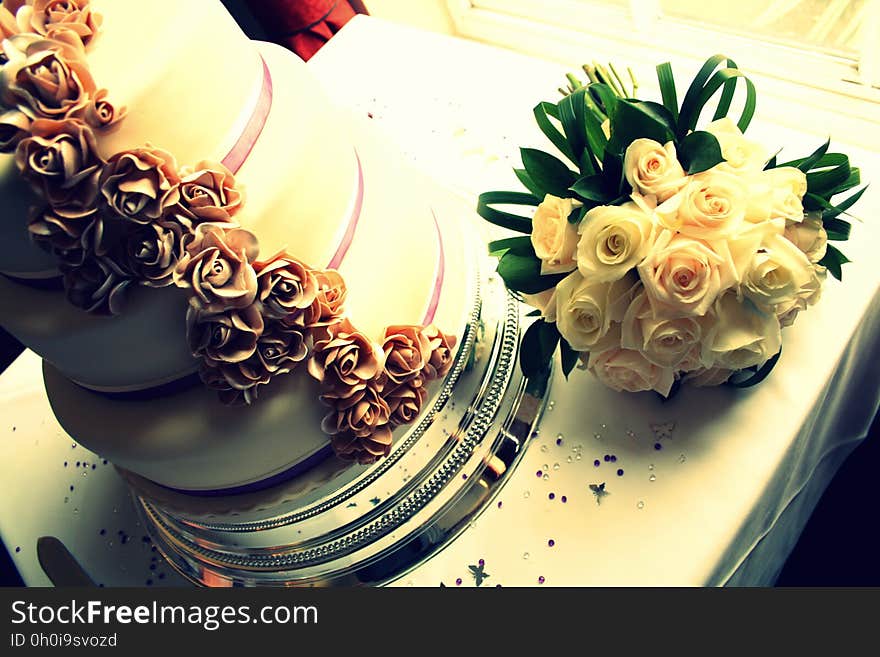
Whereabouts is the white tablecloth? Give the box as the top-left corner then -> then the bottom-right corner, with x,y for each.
2,16 -> 879,587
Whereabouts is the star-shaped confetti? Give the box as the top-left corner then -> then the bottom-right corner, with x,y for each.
589,482 -> 609,505
369,497 -> 381,506
469,562 -> 490,587
650,421 -> 676,441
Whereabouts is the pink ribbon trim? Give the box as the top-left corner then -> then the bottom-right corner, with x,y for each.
221,56 -> 273,174
326,152 -> 364,270
421,207 -> 445,327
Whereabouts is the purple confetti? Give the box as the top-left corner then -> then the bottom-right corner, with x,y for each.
654,443 -> 663,450
479,559 -> 485,567
538,576 -> 545,584
548,492 -> 555,500
617,468 -> 624,476
594,459 -> 601,467
455,578 -> 462,586
548,539 -> 555,547
536,470 -> 543,478
561,495 -> 567,503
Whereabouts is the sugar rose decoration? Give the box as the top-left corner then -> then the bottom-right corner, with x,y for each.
480,55 -> 863,396
0,4 -> 467,466
310,321 -> 457,463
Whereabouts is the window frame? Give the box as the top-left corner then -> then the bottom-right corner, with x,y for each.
444,0 -> 880,147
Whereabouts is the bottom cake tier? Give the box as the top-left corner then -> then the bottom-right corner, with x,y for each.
128,265 -> 549,586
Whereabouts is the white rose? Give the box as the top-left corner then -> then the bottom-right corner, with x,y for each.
576,203 -> 654,283
588,346 -> 676,397
775,264 -> 826,326
623,138 -> 688,202
762,166 -> 808,198
521,288 -> 557,323
683,366 -> 734,387
705,117 -> 769,174
530,194 -> 581,275
726,218 -> 785,282
742,233 -> 814,310
554,270 -> 637,351
621,291 -> 705,368
637,229 -> 737,317
656,170 -> 747,240
769,188 -> 805,222
701,292 -> 782,370
784,215 -> 827,263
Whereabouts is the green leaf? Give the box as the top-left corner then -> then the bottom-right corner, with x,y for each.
655,61 -> 679,123
602,149 -> 627,197
533,101 -> 576,164
589,83 -> 619,119
525,309 -> 542,317
818,243 -> 851,281
514,168 -> 545,198
828,168 -> 860,196
520,320 -> 560,379
559,88 -> 602,175
779,138 -> 830,171
607,99 -> 675,155
521,147 -> 578,197
822,217 -> 851,241
496,251 -> 568,294
823,185 -> 867,220
488,235 -> 533,257
570,174 -> 609,204
476,191 -> 540,234
806,154 -> 851,195
559,339 -> 580,379
678,130 -> 725,174
558,89 -> 587,162
726,349 -> 782,388
676,56 -> 756,137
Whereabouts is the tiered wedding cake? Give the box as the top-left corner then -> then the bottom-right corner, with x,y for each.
0,0 -> 474,494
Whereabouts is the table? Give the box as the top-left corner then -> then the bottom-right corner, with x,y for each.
2,16 -> 879,587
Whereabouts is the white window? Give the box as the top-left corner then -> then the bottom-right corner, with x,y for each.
445,0 -> 880,144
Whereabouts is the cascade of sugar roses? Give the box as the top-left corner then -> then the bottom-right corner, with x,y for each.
478,55 -> 865,397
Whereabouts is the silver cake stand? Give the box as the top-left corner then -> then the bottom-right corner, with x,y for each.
130,265 -> 549,586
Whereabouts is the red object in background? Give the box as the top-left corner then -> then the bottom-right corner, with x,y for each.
245,0 -> 368,61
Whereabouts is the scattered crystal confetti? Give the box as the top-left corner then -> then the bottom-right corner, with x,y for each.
523,491 -> 530,499
649,474 -> 656,482
542,474 -> 550,481
523,552 -> 530,560
589,482 -> 609,504
540,445 -> 548,453
567,456 -> 573,463
575,454 -> 582,461
679,454 -> 687,464
469,562 -> 490,586
553,463 -> 560,471
637,501 -> 645,509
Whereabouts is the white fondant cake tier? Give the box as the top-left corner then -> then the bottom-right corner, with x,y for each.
43,194 -> 475,492
0,0 -> 476,494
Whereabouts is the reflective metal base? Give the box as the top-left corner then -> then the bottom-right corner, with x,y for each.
132,267 -> 550,586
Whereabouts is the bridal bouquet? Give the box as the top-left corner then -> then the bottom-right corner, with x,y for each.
478,55 -> 865,396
